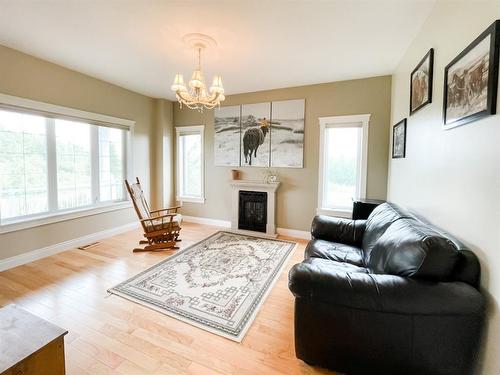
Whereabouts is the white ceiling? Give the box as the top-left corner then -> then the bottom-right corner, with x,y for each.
0,0 -> 436,99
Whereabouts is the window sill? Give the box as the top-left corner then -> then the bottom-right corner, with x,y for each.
316,207 -> 352,219
0,201 -> 132,234
177,196 -> 205,204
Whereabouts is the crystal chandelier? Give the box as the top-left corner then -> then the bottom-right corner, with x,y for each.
171,34 -> 225,112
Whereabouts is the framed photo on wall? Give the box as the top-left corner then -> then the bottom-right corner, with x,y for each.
443,20 -> 500,129
392,119 -> 407,159
410,48 -> 434,115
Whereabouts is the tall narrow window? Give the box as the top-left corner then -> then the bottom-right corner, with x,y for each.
99,127 -> 125,202
0,110 -> 48,220
55,119 -> 92,209
176,126 -> 204,203
318,115 -> 370,217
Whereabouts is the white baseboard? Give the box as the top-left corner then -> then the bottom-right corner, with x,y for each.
182,215 -> 231,228
0,222 -> 139,272
276,227 -> 311,240
182,215 -> 310,240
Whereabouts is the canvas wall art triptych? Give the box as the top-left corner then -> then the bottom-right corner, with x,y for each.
393,19 -> 500,159
214,99 -> 305,168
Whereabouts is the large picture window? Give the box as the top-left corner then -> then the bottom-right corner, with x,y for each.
176,125 -> 204,203
318,114 -> 370,217
0,94 -> 133,229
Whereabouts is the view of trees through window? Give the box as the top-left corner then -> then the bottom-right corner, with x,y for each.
0,110 -> 48,220
99,127 -> 124,202
179,133 -> 202,198
0,109 -> 127,223
324,126 -> 360,209
56,120 -> 92,209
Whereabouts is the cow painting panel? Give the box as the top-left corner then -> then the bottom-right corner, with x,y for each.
444,20 -> 500,129
214,105 -> 241,166
270,99 -> 305,168
240,102 -> 271,167
410,49 -> 433,115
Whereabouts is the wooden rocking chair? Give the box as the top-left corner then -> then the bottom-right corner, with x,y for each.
125,178 -> 182,252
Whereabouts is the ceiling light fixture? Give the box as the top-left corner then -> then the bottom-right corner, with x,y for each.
171,33 -> 225,112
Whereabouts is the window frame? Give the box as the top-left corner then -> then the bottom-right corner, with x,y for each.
317,114 -> 370,218
0,93 -> 135,234
175,125 -> 205,204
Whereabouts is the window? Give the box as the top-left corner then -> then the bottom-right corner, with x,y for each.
0,111 -> 48,220
99,127 -> 125,202
0,93 -> 134,230
176,126 -> 204,203
55,119 -> 92,209
318,114 -> 370,217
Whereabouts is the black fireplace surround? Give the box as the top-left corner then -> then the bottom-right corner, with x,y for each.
288,202 -> 484,374
238,190 -> 267,233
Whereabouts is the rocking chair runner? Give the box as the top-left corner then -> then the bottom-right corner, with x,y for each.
125,178 -> 182,252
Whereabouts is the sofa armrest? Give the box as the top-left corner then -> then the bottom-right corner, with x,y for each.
288,259 -> 484,316
311,215 -> 366,246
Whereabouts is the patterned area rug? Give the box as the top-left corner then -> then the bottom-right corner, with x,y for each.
108,231 -> 297,342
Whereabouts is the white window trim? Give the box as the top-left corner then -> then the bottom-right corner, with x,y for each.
0,201 -> 132,234
0,93 -> 135,233
175,125 -> 205,204
317,114 -> 370,218
0,93 -> 135,129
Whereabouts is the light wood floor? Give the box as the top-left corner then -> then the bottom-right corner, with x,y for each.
0,222 -> 336,375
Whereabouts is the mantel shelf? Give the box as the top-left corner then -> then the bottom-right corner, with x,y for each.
229,180 -> 280,191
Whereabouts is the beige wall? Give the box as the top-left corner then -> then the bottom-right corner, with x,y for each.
174,76 -> 392,231
0,44 -> 164,259
388,1 -> 500,373
153,98 -> 175,208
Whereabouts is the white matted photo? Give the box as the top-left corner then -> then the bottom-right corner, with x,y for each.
270,99 -> 305,168
214,105 -> 241,166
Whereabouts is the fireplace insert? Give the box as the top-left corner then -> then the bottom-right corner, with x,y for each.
238,191 -> 267,233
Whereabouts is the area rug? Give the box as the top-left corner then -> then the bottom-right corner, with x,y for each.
108,231 -> 297,342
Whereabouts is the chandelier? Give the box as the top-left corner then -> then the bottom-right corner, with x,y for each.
171,33 -> 225,112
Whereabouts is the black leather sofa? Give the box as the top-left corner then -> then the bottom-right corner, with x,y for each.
288,203 -> 484,375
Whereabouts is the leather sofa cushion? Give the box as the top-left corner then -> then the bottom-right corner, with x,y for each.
305,239 -> 364,267
367,219 -> 459,281
311,216 -> 366,247
362,203 -> 414,263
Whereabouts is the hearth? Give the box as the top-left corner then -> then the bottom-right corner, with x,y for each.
238,191 -> 267,233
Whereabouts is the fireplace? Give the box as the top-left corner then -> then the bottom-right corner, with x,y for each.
230,180 -> 280,237
238,191 -> 267,233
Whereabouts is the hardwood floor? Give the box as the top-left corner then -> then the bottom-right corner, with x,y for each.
0,222 -> 336,375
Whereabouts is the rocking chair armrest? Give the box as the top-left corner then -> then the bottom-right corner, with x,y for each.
139,214 -> 176,223
150,205 -> 182,214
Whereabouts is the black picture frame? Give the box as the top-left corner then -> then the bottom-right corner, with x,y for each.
392,119 -> 407,159
410,48 -> 434,115
443,20 -> 500,129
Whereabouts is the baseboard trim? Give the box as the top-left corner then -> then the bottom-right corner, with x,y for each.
0,222 -> 139,272
182,215 -> 310,240
182,215 -> 231,228
276,227 -> 310,240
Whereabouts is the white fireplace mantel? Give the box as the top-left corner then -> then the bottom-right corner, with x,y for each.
230,180 -> 280,238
